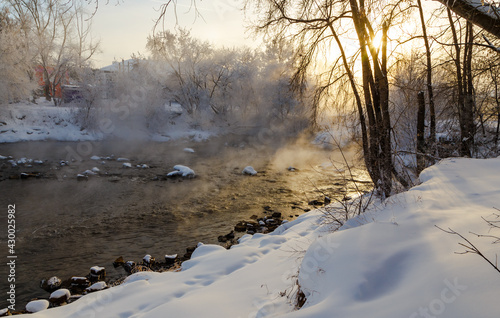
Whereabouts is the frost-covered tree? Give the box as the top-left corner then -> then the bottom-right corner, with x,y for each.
6,0 -> 99,105
0,7 -> 34,103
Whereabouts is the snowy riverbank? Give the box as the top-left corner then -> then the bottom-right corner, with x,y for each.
0,99 -> 214,143
17,156 -> 500,317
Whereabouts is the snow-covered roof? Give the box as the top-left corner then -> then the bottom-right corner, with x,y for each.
100,59 -> 136,73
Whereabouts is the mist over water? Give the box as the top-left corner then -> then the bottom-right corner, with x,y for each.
0,135 -> 369,310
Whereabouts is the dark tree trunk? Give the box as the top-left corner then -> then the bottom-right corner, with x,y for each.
417,91 -> 426,174
349,0 -> 394,197
417,0 -> 436,152
448,10 -> 474,157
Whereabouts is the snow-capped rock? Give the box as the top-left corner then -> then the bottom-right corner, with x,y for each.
167,165 -> 195,178
26,299 -> 49,313
242,166 -> 257,175
82,170 -> 97,176
86,281 -> 107,293
143,254 -> 155,265
122,162 -> 132,168
183,147 -> 195,153
49,289 -> 71,304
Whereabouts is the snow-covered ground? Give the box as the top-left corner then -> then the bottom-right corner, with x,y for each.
0,99 -> 215,143
0,100 -> 102,142
22,157 -> 500,317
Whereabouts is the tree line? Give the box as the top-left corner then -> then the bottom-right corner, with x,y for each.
3,0 -> 500,197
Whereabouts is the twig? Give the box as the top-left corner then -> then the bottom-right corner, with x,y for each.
436,225 -> 500,274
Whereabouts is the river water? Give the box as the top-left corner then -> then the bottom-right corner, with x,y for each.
0,136 -> 370,310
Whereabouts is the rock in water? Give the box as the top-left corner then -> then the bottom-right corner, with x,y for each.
272,212 -> 282,218
41,276 -> 62,292
49,289 -> 71,305
26,300 -> 49,313
124,261 -> 136,273
86,282 -> 107,293
113,256 -> 125,267
76,174 -> 88,181
234,221 -> 246,232
143,254 -> 155,266
167,165 -> 195,178
89,266 -> 106,281
165,254 -> 178,265
242,166 -> 257,176
71,277 -> 90,289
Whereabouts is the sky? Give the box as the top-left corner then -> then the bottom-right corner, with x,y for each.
88,0 -> 252,68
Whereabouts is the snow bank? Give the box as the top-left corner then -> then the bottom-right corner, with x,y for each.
0,99 -> 217,143
0,99 -> 102,142
25,157 -> 500,317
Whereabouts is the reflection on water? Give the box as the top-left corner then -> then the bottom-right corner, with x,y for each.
0,137 -> 370,309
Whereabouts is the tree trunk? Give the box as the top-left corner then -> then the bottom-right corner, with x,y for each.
417,91 -> 426,174
417,0 -> 436,152
349,0 -> 393,197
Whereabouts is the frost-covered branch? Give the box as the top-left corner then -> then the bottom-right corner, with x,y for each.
434,0 -> 500,38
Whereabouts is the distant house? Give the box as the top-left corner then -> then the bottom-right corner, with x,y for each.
99,59 -> 140,99
34,65 -> 69,99
100,59 -> 137,73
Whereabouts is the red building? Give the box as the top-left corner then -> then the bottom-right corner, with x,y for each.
34,65 -> 69,99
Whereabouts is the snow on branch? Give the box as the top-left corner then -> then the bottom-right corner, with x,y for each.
435,0 -> 500,38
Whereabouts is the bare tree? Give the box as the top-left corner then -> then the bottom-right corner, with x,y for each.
0,7 -> 35,103
445,10 -> 476,157
240,0 -> 414,197
417,0 -> 437,148
7,0 -> 99,105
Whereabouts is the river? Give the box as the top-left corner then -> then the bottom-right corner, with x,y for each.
0,136 -> 370,310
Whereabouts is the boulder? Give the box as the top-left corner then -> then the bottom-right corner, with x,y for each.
40,276 -> 61,292
89,266 -> 106,281
70,276 -> 90,289
143,254 -> 155,266
271,212 -> 282,218
76,174 -> 88,181
124,261 -> 136,274
234,221 -> 247,232
167,165 -> 195,178
242,166 -> 257,176
113,256 -> 125,267
26,300 -> 49,313
86,282 -> 107,293
49,289 -> 71,305
164,254 -> 178,265
308,199 -> 323,206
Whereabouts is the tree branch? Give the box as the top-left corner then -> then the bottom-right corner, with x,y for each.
434,0 -> 500,38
